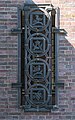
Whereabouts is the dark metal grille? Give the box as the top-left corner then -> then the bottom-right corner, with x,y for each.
21,4 -> 55,112
11,5 -> 65,111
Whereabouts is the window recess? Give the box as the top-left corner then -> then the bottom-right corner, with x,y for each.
11,4 -> 64,112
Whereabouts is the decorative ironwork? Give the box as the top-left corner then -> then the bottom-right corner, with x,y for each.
24,4 -> 52,111
25,84 -> 51,106
25,33 -> 51,56
25,58 -> 50,81
11,4 -> 64,111
26,8 -> 51,31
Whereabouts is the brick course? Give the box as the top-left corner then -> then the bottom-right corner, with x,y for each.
0,0 -> 75,120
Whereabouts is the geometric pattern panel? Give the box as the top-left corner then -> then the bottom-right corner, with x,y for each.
25,59 -> 50,80
26,84 -> 51,105
24,5 -> 52,111
26,8 -> 50,31
25,33 -> 50,56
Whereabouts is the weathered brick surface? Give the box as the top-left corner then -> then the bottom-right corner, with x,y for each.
0,0 -> 75,120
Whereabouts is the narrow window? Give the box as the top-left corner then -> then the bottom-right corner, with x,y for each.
21,4 -> 56,112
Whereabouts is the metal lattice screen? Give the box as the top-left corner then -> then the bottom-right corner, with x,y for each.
21,4 -> 56,112
11,4 -> 65,112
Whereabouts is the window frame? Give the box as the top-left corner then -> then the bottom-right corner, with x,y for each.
20,5 -> 57,111
11,4 -> 62,111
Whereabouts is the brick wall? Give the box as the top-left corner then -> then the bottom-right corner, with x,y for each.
0,0 -> 75,120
